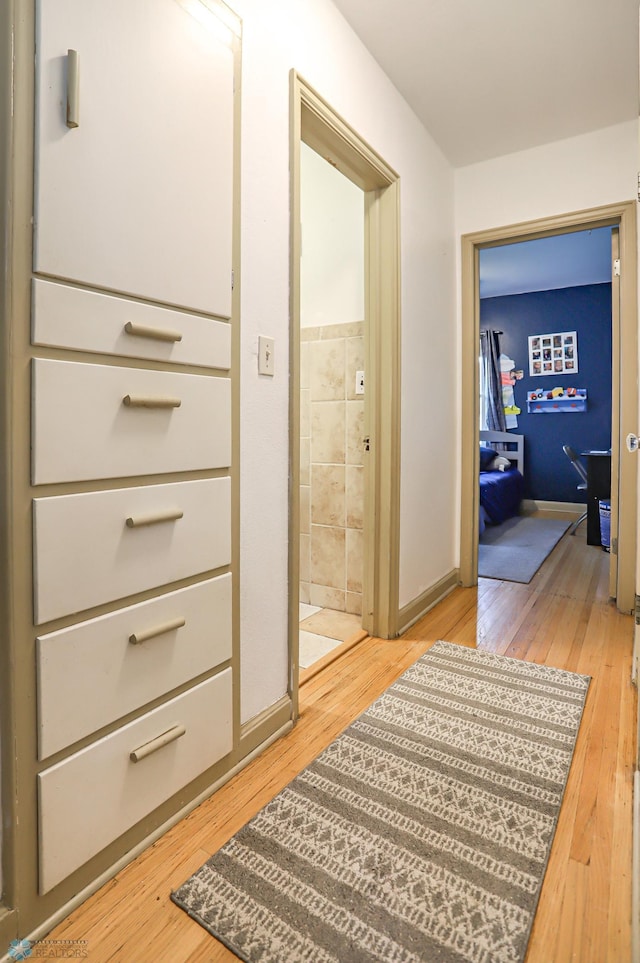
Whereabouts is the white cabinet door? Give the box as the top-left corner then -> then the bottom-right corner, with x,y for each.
34,0 -> 234,317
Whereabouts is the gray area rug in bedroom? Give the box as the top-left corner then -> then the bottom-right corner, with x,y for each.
171,640 -> 589,963
478,516 -> 571,583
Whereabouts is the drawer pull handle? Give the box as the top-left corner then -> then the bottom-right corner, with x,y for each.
125,508 -> 183,528
129,616 -> 186,645
130,724 -> 186,763
66,49 -> 80,128
124,321 -> 183,343
123,394 -> 182,409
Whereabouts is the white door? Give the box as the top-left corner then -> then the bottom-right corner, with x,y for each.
34,0 -> 234,316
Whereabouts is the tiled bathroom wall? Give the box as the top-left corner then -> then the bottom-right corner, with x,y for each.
300,321 -> 364,616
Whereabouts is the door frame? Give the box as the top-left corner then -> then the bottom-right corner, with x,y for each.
460,202 -> 637,612
289,73 -> 402,715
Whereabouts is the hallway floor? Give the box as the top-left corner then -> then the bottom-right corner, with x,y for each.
298,603 -> 362,668
43,513 -> 635,961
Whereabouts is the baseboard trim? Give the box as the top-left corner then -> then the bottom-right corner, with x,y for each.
398,569 -> 459,635
13,716 -> 293,959
521,499 -> 584,515
0,907 -> 18,957
239,696 -> 293,759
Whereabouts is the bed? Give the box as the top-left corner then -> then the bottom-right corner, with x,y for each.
479,430 -> 525,531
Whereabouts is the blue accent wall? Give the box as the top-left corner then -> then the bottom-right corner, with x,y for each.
480,283 -> 612,503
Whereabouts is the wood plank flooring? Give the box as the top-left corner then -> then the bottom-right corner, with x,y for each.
45,520 -> 636,961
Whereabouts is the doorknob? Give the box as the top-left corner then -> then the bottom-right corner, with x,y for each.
626,433 -> 638,453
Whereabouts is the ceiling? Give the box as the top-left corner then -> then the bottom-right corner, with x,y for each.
331,0 -> 639,167
479,227 -> 613,299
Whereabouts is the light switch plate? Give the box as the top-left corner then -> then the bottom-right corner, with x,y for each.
355,370 -> 365,395
258,336 -> 275,376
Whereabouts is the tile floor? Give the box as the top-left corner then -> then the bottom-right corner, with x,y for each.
298,603 -> 363,669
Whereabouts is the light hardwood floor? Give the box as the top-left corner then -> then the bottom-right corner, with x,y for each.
45,520 -> 636,961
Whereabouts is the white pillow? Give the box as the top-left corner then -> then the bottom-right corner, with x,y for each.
488,455 -> 512,472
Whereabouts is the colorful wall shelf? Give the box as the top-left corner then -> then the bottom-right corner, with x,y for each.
527,390 -> 587,414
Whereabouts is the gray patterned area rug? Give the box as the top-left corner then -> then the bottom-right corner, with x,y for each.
171,641 -> 590,963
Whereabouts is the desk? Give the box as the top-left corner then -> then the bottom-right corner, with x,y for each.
581,450 -> 611,546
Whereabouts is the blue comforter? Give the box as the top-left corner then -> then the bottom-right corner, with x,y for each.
479,468 -> 524,525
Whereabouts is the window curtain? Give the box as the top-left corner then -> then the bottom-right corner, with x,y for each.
479,330 -> 506,432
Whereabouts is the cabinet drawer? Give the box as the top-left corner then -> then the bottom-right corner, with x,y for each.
38,670 -> 232,893
32,358 -> 231,484
33,478 -> 231,624
37,574 -> 232,760
32,279 -> 231,369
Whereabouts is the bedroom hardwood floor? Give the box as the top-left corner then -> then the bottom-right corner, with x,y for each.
45,519 -> 635,962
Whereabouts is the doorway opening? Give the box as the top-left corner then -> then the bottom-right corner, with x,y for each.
477,228 -> 615,577
460,203 -> 637,613
289,74 -> 401,717
298,141 -> 367,673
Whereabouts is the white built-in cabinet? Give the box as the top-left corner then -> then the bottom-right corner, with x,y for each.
31,0 -> 236,896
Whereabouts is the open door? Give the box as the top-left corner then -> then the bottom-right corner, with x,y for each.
461,203 -> 637,613
609,227 -> 620,599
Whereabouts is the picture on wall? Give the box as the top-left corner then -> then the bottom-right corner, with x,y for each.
528,331 -> 577,376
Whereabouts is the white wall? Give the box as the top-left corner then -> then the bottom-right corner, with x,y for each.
454,119 -> 638,559
233,0 -> 456,721
455,121 -> 637,237
300,142 -> 364,328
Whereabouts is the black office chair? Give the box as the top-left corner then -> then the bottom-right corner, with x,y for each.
563,445 -> 588,535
